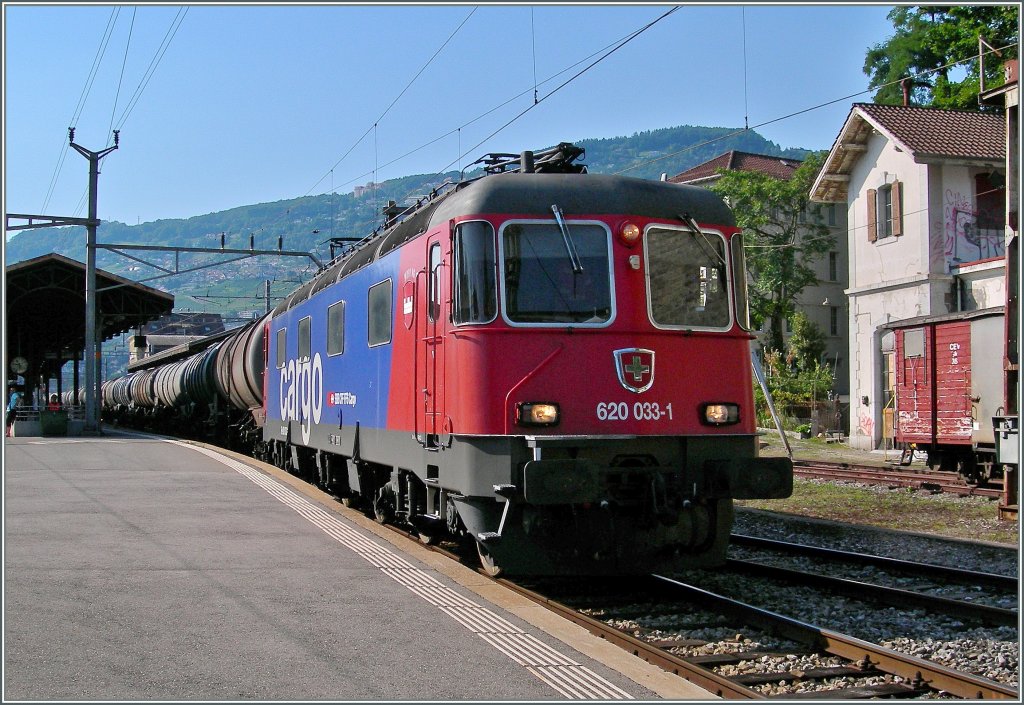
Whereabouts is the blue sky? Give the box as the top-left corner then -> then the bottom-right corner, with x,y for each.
4,3 -> 897,229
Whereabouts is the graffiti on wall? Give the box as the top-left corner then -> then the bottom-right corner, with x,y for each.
857,408 -> 874,438
944,189 -> 1005,268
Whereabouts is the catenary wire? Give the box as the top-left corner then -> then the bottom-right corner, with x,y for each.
113,6 -> 189,134
40,7 -> 119,213
107,7 -> 137,138
613,41 -> 1017,178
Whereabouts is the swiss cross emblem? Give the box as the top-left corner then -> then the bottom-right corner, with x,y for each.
614,348 -> 655,393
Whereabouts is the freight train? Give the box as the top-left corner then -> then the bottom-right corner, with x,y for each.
888,307 -> 1010,485
103,142 -> 793,576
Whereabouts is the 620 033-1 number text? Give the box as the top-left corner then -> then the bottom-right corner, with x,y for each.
596,401 -> 674,422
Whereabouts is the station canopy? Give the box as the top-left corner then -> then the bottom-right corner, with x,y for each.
5,253 -> 173,381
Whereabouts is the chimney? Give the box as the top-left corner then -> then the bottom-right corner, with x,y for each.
900,77 -> 913,106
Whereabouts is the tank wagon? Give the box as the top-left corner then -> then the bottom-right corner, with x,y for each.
104,142 -> 792,576
889,307 -> 1008,484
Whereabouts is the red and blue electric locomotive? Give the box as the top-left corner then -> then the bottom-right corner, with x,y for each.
107,143 -> 793,576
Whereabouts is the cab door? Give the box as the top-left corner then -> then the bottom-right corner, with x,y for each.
418,237 -> 446,447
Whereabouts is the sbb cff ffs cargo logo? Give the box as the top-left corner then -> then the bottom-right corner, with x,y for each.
614,348 -> 654,393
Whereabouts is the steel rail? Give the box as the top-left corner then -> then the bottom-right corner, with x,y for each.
494,577 -> 766,700
792,460 -> 1002,498
651,574 -> 1020,700
725,558 -> 1018,626
730,534 -> 1018,589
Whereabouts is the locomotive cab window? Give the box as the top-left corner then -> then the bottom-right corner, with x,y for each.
501,221 -> 611,325
646,226 -> 731,329
276,328 -> 286,369
327,301 -> 345,356
368,279 -> 392,347
731,233 -> 752,331
298,316 -> 311,361
453,221 -> 497,325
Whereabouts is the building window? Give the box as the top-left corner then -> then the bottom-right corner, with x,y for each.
830,306 -> 840,336
867,181 -> 903,242
327,301 -> 345,356
827,204 -> 836,226
368,280 -> 392,347
828,252 -> 838,282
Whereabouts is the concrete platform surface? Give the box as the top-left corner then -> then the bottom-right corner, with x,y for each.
3,432 -> 713,701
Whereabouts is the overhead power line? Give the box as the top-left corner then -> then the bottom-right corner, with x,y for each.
41,7 -> 119,213
614,41 -> 1017,178
113,6 -> 189,134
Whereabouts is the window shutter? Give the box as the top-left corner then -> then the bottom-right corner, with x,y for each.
891,180 -> 903,236
866,189 -> 877,242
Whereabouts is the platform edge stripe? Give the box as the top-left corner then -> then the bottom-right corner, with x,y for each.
374,552 -> 430,572
475,632 -> 578,667
406,585 -> 482,609
444,607 -> 525,635
496,632 -> 582,666
381,568 -> 448,588
524,666 -> 582,699
476,632 -> 534,666
531,665 -> 636,700
177,441 -> 627,700
556,663 -> 636,699
459,607 -> 525,634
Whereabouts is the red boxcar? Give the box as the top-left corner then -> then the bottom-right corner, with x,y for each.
891,308 -> 1005,481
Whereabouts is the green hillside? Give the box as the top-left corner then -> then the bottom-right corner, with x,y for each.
6,124 -> 808,315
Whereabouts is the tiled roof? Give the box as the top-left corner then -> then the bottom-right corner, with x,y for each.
855,103 -> 1004,161
810,104 -> 1005,202
669,151 -> 802,184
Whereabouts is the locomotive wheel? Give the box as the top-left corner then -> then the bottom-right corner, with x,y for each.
373,490 -> 395,525
476,542 -> 503,578
418,530 -> 439,546
340,495 -> 359,509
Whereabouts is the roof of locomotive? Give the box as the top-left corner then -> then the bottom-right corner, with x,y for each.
274,172 -> 735,316
429,171 -> 735,226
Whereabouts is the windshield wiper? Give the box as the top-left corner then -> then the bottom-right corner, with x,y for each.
551,204 -> 583,273
680,212 -> 728,269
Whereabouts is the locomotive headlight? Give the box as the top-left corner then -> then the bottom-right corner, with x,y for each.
702,402 -> 739,426
517,402 -> 560,427
619,222 -> 641,247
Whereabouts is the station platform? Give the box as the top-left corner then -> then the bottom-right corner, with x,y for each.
3,431 -> 712,701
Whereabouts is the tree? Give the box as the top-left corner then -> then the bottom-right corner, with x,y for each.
787,311 -> 826,372
864,6 -> 1019,110
709,151 -> 834,353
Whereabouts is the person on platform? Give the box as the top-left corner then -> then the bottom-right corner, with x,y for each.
6,382 -> 24,437
47,394 -> 62,411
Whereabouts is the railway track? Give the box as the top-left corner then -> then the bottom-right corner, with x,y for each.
179,437 -> 1016,699
792,459 -> 1003,498
502,574 -> 1019,699
338,470 -> 1017,699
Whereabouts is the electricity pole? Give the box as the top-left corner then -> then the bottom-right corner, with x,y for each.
69,128 -> 119,435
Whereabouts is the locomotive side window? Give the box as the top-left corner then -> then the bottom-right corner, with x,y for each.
298,316 -> 311,361
276,328 -> 286,369
453,221 -> 496,325
368,279 -> 393,347
646,226 -> 731,329
428,243 -> 442,322
327,301 -> 345,356
731,233 -> 752,331
501,221 -> 611,324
